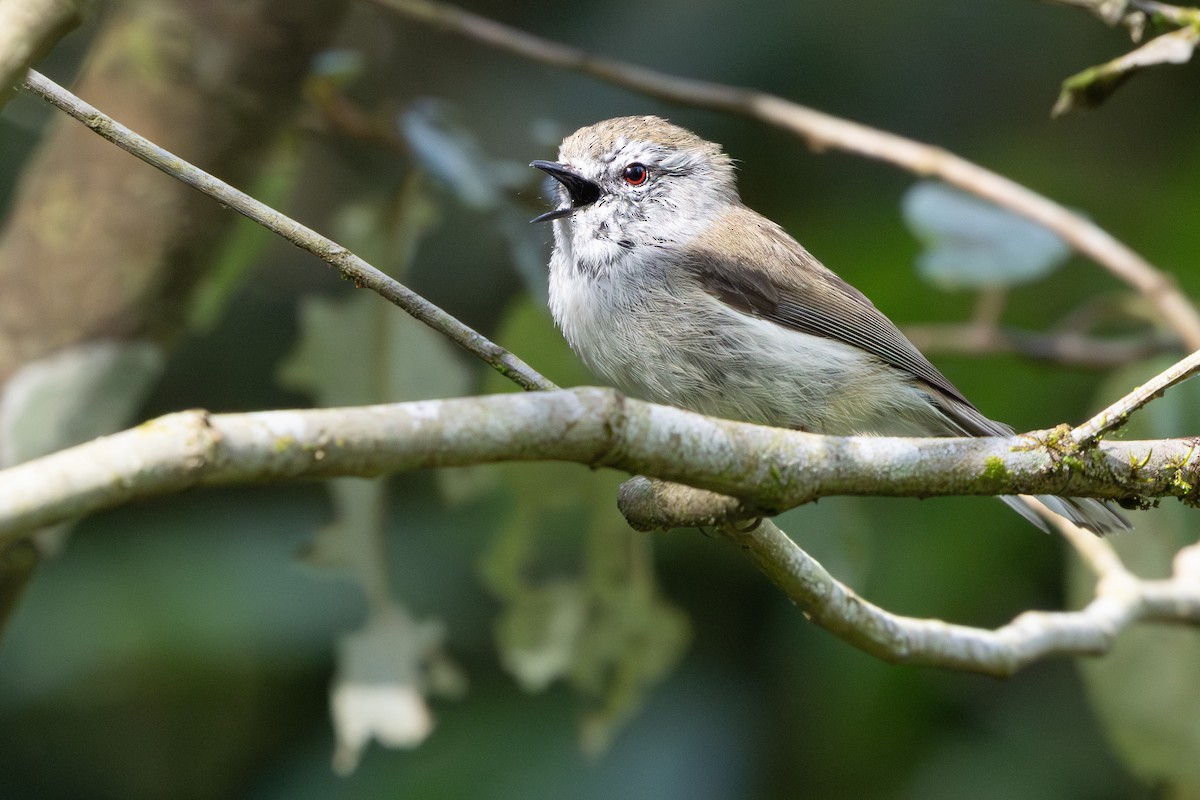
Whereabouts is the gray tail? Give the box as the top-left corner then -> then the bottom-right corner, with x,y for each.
1001,495 -> 1131,536
928,390 -> 1133,537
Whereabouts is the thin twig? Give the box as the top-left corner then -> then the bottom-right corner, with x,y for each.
1070,348 -> 1200,447
903,323 -> 1175,368
369,0 -> 1200,350
18,69 -> 555,393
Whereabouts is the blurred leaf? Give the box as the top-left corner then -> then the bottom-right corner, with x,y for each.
189,136 -> 303,331
276,167 -> 471,559
258,667 -> 755,800
0,337 -> 166,571
479,297 -> 690,754
495,580 -> 587,691
901,180 -> 1071,289
278,288 -> 461,546
276,183 -> 478,771
1069,357 -> 1200,795
1053,26 -> 1200,117
277,290 -> 470,408
483,475 -> 691,757
399,99 -> 504,212
331,171 -> 441,273
331,607 -> 448,774
279,287 -> 484,507
0,338 -> 164,466
310,48 -> 366,87
301,478 -> 385,580
574,520 -> 691,756
399,99 -> 551,303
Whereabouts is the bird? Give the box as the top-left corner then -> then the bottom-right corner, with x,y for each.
531,115 -> 1130,535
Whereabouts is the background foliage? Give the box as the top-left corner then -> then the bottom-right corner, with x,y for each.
1,1 -> 1198,797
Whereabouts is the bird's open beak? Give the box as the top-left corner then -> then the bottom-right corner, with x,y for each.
530,160 -> 601,223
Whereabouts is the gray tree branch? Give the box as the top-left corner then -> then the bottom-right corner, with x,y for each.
1,387 -> 1199,675
12,32 -> 1200,677
2,385 -> 1199,544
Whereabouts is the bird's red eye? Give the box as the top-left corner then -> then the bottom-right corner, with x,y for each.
623,163 -> 648,186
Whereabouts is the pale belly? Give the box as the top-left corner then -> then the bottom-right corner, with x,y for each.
549,262 -> 952,437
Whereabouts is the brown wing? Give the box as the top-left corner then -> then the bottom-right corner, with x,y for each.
683,205 -> 1008,437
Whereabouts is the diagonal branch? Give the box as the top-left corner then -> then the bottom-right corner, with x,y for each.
18,70 -> 555,394
369,0 -> 1200,350
1070,348 -> 1200,447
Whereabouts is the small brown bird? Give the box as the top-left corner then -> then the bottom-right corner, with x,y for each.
532,116 -> 1129,534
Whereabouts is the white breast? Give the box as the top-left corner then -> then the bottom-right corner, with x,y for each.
547,224 -> 950,436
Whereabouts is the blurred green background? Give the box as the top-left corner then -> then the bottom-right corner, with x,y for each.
1,1 -> 1199,798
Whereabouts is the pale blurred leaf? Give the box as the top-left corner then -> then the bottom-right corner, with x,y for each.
575,561 -> 691,757
483,480 -> 691,756
495,580 -> 587,692
278,194 -> 474,770
278,278 -> 473,696
189,138 -> 302,331
1053,27 -> 1199,117
399,99 -> 551,302
330,608 -> 449,774
902,181 -> 1071,289
399,99 -> 503,211
310,48 -> 366,86
0,339 -> 163,559
300,479 -> 384,577
479,298 -> 690,754
277,290 -> 470,408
